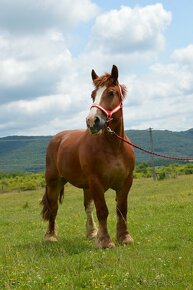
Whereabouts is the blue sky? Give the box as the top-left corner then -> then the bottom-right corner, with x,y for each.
0,0 -> 193,136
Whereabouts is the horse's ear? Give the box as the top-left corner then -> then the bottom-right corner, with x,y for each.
111,65 -> 118,84
91,69 -> 98,81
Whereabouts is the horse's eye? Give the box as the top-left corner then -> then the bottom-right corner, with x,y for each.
108,91 -> 114,97
91,91 -> 95,101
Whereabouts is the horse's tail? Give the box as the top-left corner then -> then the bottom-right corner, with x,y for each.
40,186 -> 64,221
40,186 -> 50,221
59,187 -> 64,204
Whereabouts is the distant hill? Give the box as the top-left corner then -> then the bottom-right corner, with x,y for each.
0,129 -> 193,172
126,129 -> 193,165
0,136 -> 51,172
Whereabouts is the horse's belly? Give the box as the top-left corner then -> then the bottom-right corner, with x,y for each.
56,133 -> 88,188
58,155 -> 88,188
65,170 -> 88,189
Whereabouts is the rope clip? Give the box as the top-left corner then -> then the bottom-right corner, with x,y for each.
106,127 -> 114,134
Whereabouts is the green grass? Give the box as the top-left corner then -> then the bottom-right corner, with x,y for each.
0,176 -> 193,289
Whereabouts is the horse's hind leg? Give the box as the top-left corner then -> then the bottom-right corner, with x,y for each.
41,178 -> 65,242
83,189 -> 97,239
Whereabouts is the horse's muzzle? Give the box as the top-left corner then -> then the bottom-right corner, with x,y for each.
86,115 -> 107,135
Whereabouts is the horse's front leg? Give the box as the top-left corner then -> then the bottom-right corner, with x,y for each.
83,188 -> 97,239
89,177 -> 115,249
116,174 -> 134,245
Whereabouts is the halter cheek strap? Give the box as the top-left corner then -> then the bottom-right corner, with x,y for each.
90,85 -> 123,126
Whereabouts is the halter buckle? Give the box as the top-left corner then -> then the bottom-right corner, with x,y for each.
106,127 -> 114,134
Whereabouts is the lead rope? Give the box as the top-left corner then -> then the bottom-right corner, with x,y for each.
107,127 -> 193,161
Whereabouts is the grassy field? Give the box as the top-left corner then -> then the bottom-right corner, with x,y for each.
0,175 -> 192,289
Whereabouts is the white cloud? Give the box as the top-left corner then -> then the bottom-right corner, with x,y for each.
0,59 -> 32,86
172,44 -> 193,67
0,32 -> 73,103
0,0 -> 99,105
90,4 -> 171,54
0,94 -> 70,119
13,94 -> 71,115
150,63 -> 193,94
0,94 -> 73,136
122,53 -> 193,131
0,0 -> 99,34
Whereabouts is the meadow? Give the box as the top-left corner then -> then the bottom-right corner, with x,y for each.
0,175 -> 192,289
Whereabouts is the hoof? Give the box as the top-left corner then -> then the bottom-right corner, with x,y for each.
44,233 -> 58,242
87,229 -> 98,240
96,237 -> 115,249
117,234 -> 134,245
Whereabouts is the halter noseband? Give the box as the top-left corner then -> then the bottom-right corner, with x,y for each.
90,84 -> 123,128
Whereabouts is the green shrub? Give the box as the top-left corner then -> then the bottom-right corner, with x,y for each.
157,172 -> 166,180
0,172 -> 45,192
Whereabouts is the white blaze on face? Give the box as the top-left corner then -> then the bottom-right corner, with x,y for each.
88,86 -> 106,120
86,86 -> 106,129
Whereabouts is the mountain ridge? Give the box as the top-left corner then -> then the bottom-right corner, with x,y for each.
0,129 -> 192,172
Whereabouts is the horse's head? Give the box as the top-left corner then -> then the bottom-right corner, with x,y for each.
86,65 -> 126,135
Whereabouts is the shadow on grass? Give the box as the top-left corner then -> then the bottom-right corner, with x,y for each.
15,236 -> 96,257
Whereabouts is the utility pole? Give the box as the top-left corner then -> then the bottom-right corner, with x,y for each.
149,128 -> 157,181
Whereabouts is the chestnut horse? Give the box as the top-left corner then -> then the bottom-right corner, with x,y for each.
41,65 -> 135,248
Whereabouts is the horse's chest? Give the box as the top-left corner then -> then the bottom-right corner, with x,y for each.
102,156 -> 128,188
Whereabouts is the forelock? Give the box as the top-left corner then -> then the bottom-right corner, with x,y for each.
93,73 -> 115,88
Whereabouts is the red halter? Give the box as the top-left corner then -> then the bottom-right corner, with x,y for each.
90,84 -> 123,127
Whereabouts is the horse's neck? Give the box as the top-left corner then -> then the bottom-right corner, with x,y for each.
104,117 -> 125,150
111,116 -> 124,136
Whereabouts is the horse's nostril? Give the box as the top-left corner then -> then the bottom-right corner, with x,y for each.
94,116 -> 100,125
